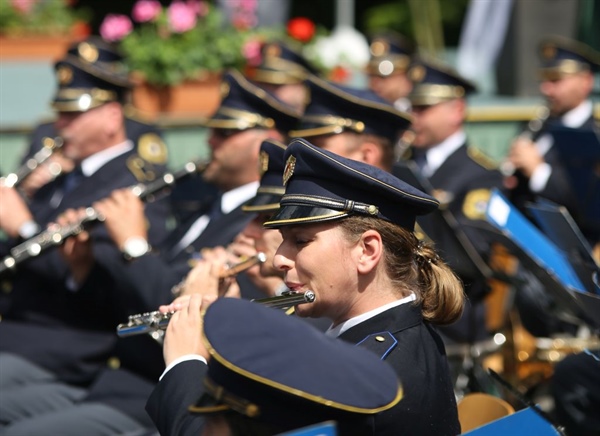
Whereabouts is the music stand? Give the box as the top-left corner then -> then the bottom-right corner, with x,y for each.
484,189 -> 600,329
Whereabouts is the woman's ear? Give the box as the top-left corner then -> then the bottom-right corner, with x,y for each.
356,229 -> 383,275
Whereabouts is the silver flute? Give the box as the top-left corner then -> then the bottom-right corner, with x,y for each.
0,160 -> 207,275
116,290 -> 316,337
1,137 -> 64,188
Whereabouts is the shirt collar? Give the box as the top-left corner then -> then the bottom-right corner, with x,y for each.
425,129 -> 466,176
325,293 -> 417,338
221,181 -> 260,214
79,140 -> 133,176
561,100 -> 593,128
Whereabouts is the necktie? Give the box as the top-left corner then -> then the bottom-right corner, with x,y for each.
62,166 -> 84,196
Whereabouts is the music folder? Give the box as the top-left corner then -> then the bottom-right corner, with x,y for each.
392,160 -> 493,281
484,189 -> 600,328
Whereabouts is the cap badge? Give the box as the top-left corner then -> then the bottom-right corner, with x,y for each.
370,40 -> 388,57
57,65 -> 73,85
542,43 -> 557,60
264,43 -> 281,59
283,155 -> 296,186
408,65 -> 425,83
78,42 -> 99,64
259,150 -> 269,177
137,133 -> 168,165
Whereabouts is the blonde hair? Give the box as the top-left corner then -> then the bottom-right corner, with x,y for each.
339,215 -> 464,325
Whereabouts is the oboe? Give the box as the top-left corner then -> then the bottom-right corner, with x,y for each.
0,160 -> 208,275
1,137 -> 64,188
170,252 -> 267,297
116,290 -> 316,338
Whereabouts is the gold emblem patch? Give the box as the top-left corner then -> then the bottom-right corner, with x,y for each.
462,189 -> 491,220
408,65 -> 425,83
78,42 -> 99,63
283,155 -> 296,186
57,65 -> 73,85
259,150 -> 269,177
137,133 -> 168,165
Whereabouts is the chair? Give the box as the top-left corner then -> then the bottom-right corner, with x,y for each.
458,392 -> 515,433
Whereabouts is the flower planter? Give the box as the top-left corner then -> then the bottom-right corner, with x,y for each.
0,35 -> 75,60
132,73 -> 222,120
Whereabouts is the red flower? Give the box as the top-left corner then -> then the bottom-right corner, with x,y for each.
287,17 -> 315,43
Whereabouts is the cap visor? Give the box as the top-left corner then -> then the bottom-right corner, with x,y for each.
242,193 -> 282,213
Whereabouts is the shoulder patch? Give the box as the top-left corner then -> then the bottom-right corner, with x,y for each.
462,188 -> 491,220
355,331 -> 398,360
137,133 -> 168,165
467,146 -> 499,170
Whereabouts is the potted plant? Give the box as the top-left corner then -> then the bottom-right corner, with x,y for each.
0,0 -> 90,59
100,0 -> 283,118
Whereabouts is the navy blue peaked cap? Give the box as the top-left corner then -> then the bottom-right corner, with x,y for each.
190,298 -> 402,433
52,37 -> 131,112
204,69 -> 300,134
538,36 -> 600,79
289,75 -> 412,143
407,56 -> 477,106
263,138 -> 439,230
252,40 -> 318,85
367,31 -> 414,76
242,139 -> 287,213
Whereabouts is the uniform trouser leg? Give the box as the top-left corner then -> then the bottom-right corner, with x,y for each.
0,403 -> 146,436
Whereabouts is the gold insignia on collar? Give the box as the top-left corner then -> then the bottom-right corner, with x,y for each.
137,133 -> 168,165
220,82 -> 230,99
542,43 -> 557,60
370,40 -> 388,57
431,189 -> 454,208
57,65 -> 73,85
265,43 -> 281,58
408,65 -> 425,83
462,189 -> 491,220
283,155 -> 296,186
78,42 -> 99,63
259,150 -> 269,177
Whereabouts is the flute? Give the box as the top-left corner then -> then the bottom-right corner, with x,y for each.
0,160 -> 207,275
170,252 -> 267,297
2,137 -> 64,188
116,290 -> 316,338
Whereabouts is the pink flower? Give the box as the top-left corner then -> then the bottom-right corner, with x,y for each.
99,14 -> 133,42
243,39 -> 262,66
187,0 -> 208,17
167,1 -> 197,33
10,0 -> 36,14
132,0 -> 161,23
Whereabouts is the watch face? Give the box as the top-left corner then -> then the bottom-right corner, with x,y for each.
124,238 -> 149,258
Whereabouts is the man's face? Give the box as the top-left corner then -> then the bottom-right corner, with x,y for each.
410,99 -> 464,149
261,82 -> 308,113
368,72 -> 412,103
54,104 -> 116,162
540,71 -> 594,117
204,128 -> 262,190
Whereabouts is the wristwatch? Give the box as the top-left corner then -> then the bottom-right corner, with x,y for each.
122,237 -> 150,261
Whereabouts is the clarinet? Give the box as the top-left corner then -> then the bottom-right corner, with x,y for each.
1,137 -> 64,188
116,290 -> 317,338
0,160 -> 208,275
500,105 -> 551,177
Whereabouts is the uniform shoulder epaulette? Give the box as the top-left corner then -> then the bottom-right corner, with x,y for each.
467,146 -> 499,170
126,133 -> 169,182
355,331 -> 398,359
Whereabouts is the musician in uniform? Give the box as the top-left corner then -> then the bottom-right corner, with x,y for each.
248,40 -> 318,113
366,31 -> 415,112
16,36 -> 167,200
147,139 -> 463,435
0,38 -> 171,435
397,57 -> 504,381
506,36 -> 600,242
288,74 -> 412,172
